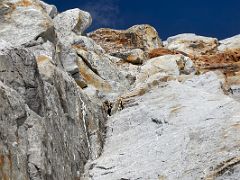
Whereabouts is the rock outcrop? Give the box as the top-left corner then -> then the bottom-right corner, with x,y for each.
164,33 -> 219,56
86,80 -> 240,180
53,8 -> 92,42
1,0 -> 240,180
88,25 -> 162,65
0,40 -> 106,179
0,1 -> 106,179
218,35 -> 240,52
0,0 -> 55,46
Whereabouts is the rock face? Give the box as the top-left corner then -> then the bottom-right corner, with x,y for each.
1,0 -> 240,180
88,25 -> 162,54
0,40 -> 106,180
0,0 -> 54,46
0,44 -> 45,116
86,80 -> 240,180
0,1 -> 106,179
53,8 -> 92,41
165,33 -> 219,56
218,35 -> 240,51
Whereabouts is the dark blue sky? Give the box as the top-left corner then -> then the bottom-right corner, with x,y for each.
45,0 -> 240,40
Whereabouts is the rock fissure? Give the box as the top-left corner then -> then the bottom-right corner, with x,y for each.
79,96 -> 92,160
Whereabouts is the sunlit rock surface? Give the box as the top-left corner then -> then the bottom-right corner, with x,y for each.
165,33 -> 219,56
88,25 -> 162,54
1,0 -> 240,180
0,0 -> 55,46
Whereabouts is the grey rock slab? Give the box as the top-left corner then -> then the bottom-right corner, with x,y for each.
183,71 -> 226,95
53,8 -> 92,41
86,81 -> 240,180
0,80 -> 45,180
0,45 -> 45,116
0,41 -> 107,179
37,58 -> 107,162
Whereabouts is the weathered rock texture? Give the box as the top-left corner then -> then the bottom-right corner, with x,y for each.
0,1 -> 107,179
218,35 -> 240,52
88,25 -> 162,54
0,41 -> 106,179
165,33 -> 219,56
1,0 -> 240,180
0,0 -> 55,46
53,8 -> 92,42
86,80 -> 240,180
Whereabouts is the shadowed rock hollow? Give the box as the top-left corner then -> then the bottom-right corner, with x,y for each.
1,0 -> 240,180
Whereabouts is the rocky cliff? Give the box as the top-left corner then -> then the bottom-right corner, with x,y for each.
1,0 -> 240,180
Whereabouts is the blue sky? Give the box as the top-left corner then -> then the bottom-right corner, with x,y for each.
45,0 -> 240,40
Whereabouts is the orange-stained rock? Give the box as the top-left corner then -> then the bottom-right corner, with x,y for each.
77,57 -> 112,92
110,48 -> 147,64
191,49 -> 240,74
149,48 -> 177,58
88,24 -> 162,54
36,55 -> 50,64
149,47 -> 240,76
16,0 -> 33,7
148,48 -> 189,59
